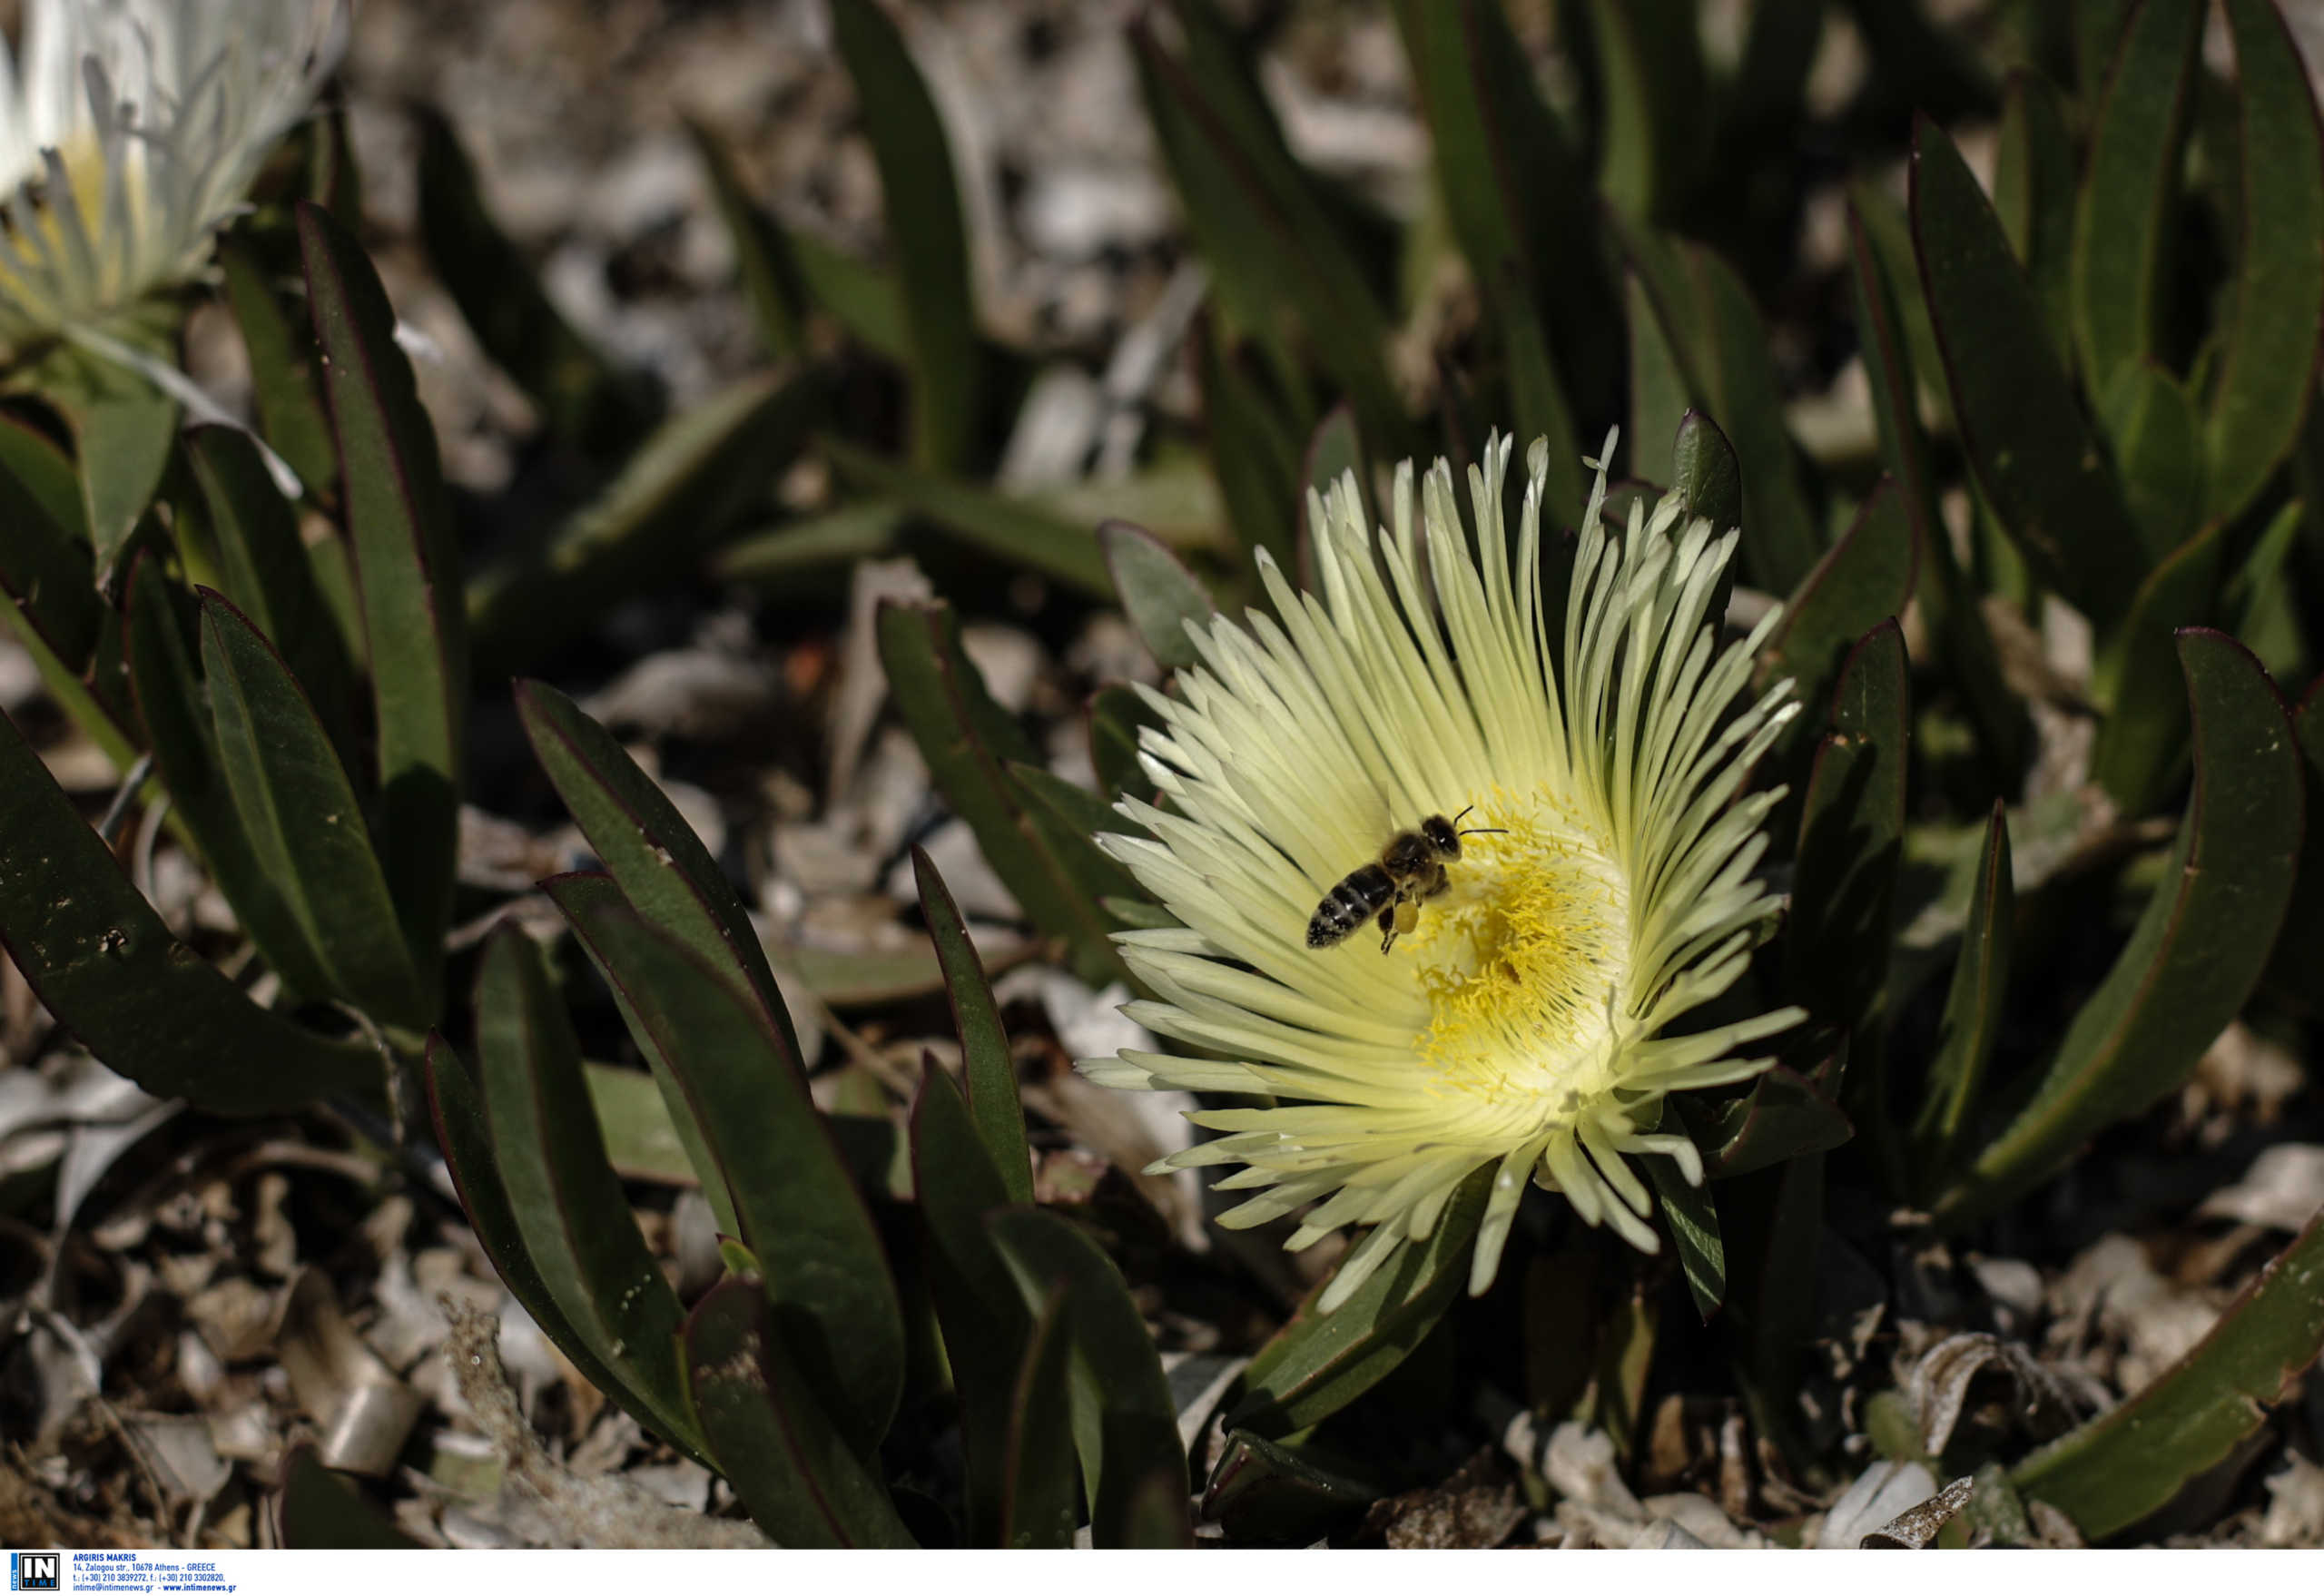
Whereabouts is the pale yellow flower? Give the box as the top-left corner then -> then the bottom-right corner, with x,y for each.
1083,433 -> 1805,1308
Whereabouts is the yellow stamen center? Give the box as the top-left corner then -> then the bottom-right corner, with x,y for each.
1401,788 -> 1630,1103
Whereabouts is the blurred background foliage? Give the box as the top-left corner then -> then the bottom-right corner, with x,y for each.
4,0 -> 2324,1552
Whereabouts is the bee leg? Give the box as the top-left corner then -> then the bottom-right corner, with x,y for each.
1375,903 -> 1398,953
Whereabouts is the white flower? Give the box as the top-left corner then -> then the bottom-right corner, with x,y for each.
0,0 -> 348,353
1082,432 -> 1806,1310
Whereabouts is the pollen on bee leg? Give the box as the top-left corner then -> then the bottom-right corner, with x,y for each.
1393,900 -> 1418,936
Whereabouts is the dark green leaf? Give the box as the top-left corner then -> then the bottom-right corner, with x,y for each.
415,106 -> 652,453
2089,521 -> 2228,813
218,240 -> 337,499
823,437 -> 1112,596
276,1447 -> 420,1549
1913,117 -> 2146,627
1938,631 -> 2303,1227
470,371 -> 817,669
790,230 -> 910,361
469,926 -> 698,1448
0,704 -> 375,1111
713,502 -> 904,584
2070,0 -> 2201,401
830,0 -> 980,470
1647,1158 -> 1725,1323
1201,1431 -> 1379,1546
1669,409 -> 1743,535
2206,0 -> 2324,520
2261,683 -> 2322,1001
0,415 -> 102,673
2014,1206 -> 2324,1541
2099,361 -> 2203,560
876,599 -> 1130,986
912,847 -> 1034,1205
1908,803 -> 2014,1195
557,898 -> 906,1458
1303,402 -> 1371,532
1008,761 -> 1151,908
299,201 -> 466,987
1089,683 -> 1163,806
58,358 -> 178,578
123,566 -> 334,1002
1000,1286 -> 1080,1549
1205,333 -> 1304,569
1100,520 -> 1216,673
685,119 -> 808,361
583,1062 -> 697,1186
1581,0 -> 1707,222
182,427 -> 359,764
1761,478 -> 1918,721
1680,1056 -> 1853,1179
986,1207 -> 1190,1549
1626,274 -> 1690,498
683,1276 -> 913,1547
198,592 -> 430,1028
422,1036 -> 667,1458
1228,1166 -> 1492,1438
1992,71 -> 2079,365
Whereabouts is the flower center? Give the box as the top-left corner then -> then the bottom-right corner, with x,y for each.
1402,788 -> 1630,1102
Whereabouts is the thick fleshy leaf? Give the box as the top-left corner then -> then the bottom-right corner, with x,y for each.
275,1446 -> 420,1549
2098,360 -> 2203,561
123,566 -> 333,1003
713,502 -> 904,583
2014,1207 -> 2324,1542
1100,520 -> 1215,673
2070,0 -> 2201,403
1908,803 -> 2014,1195
299,201 -> 466,985
1680,1053 -> 1853,1180
823,438 -> 1113,596
830,0 -> 980,470
198,593 -> 431,1028
583,1063 -> 696,1186
1204,333 -> 1304,570
790,231 -> 911,362
876,600 -> 1130,986
218,240 -> 337,499
1760,478 -> 1918,724
1846,202 -> 2024,776
471,371 -> 817,668
1226,1166 -> 1492,1438
2206,0 -> 2324,521
1669,409 -> 1743,536
1912,117 -> 2146,627
0,416 -> 108,718
2088,520 -> 2228,812
556,898 -> 906,1458
2261,683 -> 2323,1002
1626,274 -> 1690,490
1090,683 -> 1163,806
415,108 -> 652,453
685,120 -> 808,361
1008,762 -> 1151,908
1991,70 -> 2077,364
468,927 -> 697,1448
682,1276 -> 913,1548
1202,1431 -> 1379,1546
1937,631 -> 2303,1227
912,848 -> 1035,1205
1581,0 -> 1706,223
1647,1158 -> 1725,1324
54,355 -> 179,579
421,1036 -> 680,1460
986,1207 -> 1190,1549
0,705 -> 376,1111
182,427 -> 359,764
1000,1286 -> 1079,1549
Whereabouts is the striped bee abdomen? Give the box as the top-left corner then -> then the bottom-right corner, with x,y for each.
1306,863 -> 1396,948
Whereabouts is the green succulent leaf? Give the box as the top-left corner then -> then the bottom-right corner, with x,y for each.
0,704 -> 376,1110
2014,1205 -> 2324,1542
685,120 -> 810,361
1908,803 -> 2014,1196
1992,70 -> 2078,365
2089,519 -> 2230,812
1100,520 -> 1216,673
47,351 -> 179,580
986,1207 -> 1191,1549
2206,0 -> 2324,521
1912,117 -> 2146,628
556,897 -> 906,1460
1000,1286 -> 1081,1549
298,200 -> 467,988
876,598 -> 1132,986
1204,334 -> 1305,570
1669,409 -> 1743,537
823,437 -> 1113,596
2260,683 -> 2323,1001
1202,1431 -> 1380,1546
2099,360 -> 2204,561
468,926 -> 700,1449
415,107 -> 654,452
0,416 -> 105,688
1581,0 -> 1707,224
217,240 -> 338,499
682,1276 -> 914,1548
830,0 -> 980,471
1647,1158 -> 1726,1323
1761,478 -> 1918,724
2070,0 -> 2201,403
1679,1054 -> 1853,1180
1227,1165 -> 1492,1439
471,371 -> 818,669
912,847 -> 1035,1205
1938,630 -> 2303,1227
1090,682 -> 1164,806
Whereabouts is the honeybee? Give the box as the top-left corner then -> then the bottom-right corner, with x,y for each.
1306,807 -> 1502,953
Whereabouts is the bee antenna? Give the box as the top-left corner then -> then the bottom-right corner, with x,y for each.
1451,803 -> 1505,837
